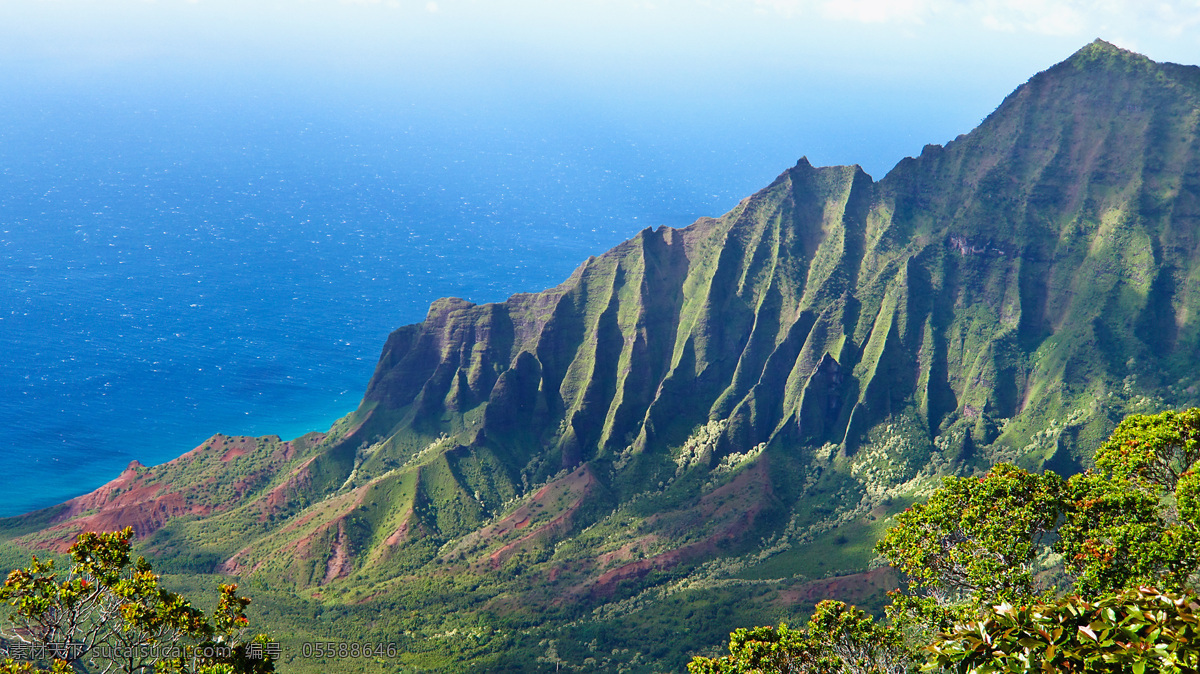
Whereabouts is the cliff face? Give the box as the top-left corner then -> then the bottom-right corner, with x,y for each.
355,40 -> 1200,485
8,39 -> 1200,665
362,159 -> 873,471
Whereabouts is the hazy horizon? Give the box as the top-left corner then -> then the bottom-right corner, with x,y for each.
6,1 -> 1199,180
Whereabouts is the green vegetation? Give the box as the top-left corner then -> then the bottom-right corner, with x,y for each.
696,408 -> 1200,672
875,464 -> 1064,605
0,528 -> 273,674
929,588 -> 1200,672
688,600 -> 908,673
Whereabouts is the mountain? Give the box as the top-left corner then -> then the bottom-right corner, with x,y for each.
7,39 -> 1200,671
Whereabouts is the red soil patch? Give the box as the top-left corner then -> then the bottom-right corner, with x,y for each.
486,467 -> 596,568
49,460 -> 147,522
217,547 -> 257,576
594,535 -> 664,567
220,437 -> 254,462
17,459 -> 213,552
257,457 -> 317,519
442,465 -> 596,570
383,514 -> 412,547
24,479 -> 214,554
219,510 -> 347,578
18,431 -> 320,554
441,464 -> 596,567
775,567 -> 899,607
587,546 -> 690,597
571,460 -> 778,600
221,485 -> 370,581
220,522 -> 333,577
691,459 -> 775,521
323,521 -> 354,584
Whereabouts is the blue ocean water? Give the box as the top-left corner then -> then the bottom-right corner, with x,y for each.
0,78 -> 814,516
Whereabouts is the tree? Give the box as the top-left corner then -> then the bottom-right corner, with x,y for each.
1057,471 -> 1200,595
907,409 -> 1200,672
1057,410 -> 1200,594
928,587 -> 1200,673
873,464 -> 1065,606
687,622 -> 824,674
805,601 -> 908,674
0,528 -> 273,674
873,412 -> 1200,607
687,600 -> 909,674
1091,408 -> 1200,491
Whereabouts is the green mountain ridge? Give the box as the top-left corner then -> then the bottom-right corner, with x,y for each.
8,39 -> 1200,671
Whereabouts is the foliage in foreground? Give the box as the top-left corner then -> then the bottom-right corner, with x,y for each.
687,599 -> 907,674
0,527 -> 273,674
690,409 -> 1200,673
929,587 -> 1200,673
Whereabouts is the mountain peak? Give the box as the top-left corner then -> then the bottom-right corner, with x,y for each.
1058,38 -> 1153,72
918,39 -> 1175,184
1081,38 -> 1128,55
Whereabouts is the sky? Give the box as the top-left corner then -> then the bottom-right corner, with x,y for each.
3,0 -> 1200,181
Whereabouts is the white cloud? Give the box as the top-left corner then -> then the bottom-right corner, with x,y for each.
820,0 -> 928,24
752,0 -> 804,17
741,0 -> 1200,37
